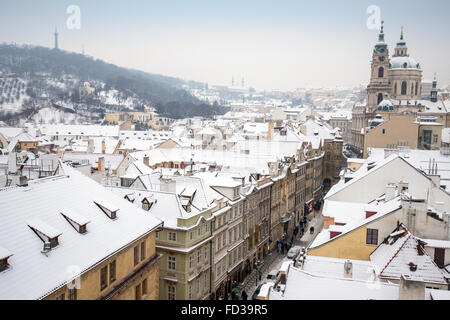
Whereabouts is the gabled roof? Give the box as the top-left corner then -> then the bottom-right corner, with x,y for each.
325,154 -> 400,200
27,218 -> 62,239
309,196 -> 402,249
60,208 -> 91,226
370,226 -> 447,285
108,186 -> 214,229
0,164 -> 162,300
0,127 -> 23,139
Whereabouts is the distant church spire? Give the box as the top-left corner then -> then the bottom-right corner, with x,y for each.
54,26 -> 59,50
378,20 -> 385,42
431,73 -> 438,102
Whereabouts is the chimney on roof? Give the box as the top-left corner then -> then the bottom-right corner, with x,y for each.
160,178 -> 176,193
12,175 -> 28,187
385,183 -> 396,201
87,139 -> 94,153
143,155 -> 149,167
398,274 -> 425,300
98,157 -> 104,172
434,201 -> 444,215
344,260 -> 353,278
429,173 -> 441,189
101,140 -> 106,154
267,121 -> 274,140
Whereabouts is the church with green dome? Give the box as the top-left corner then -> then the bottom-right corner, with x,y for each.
350,22 -> 448,156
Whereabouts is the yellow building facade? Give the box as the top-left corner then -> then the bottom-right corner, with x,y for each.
44,232 -> 161,300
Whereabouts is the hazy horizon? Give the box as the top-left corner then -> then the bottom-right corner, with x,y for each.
1,0 -> 449,91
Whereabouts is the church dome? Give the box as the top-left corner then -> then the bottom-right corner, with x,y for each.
389,56 -> 420,70
377,99 -> 394,111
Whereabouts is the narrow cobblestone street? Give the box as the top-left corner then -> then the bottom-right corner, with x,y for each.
240,208 -> 324,298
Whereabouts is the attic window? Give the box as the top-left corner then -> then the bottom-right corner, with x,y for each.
330,231 -> 342,239
142,196 -> 156,211
60,209 -> 90,234
365,211 -> 377,219
180,197 -> 191,212
124,194 -> 135,203
0,246 -> 13,272
180,187 -> 196,202
94,199 -> 119,220
27,218 -> 62,248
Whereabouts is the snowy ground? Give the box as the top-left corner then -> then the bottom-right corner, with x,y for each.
30,107 -> 85,124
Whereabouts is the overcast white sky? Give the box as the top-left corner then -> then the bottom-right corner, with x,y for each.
1,0 -> 449,91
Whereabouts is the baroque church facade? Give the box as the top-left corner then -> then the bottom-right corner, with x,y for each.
351,22 -> 428,154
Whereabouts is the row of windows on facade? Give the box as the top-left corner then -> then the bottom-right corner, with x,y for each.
55,239 -> 147,300
326,143 -> 342,151
166,245 -> 210,272
188,246 -> 209,269
156,223 -> 209,243
215,245 -> 243,280
156,202 -> 262,245
326,154 -> 341,161
376,82 -> 420,105
186,271 -> 209,300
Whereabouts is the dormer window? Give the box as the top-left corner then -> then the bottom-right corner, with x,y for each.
27,218 -> 62,248
60,209 -> 90,234
0,246 -> 13,272
124,193 -> 135,203
142,196 -> 156,211
180,197 -> 191,212
94,199 -> 119,220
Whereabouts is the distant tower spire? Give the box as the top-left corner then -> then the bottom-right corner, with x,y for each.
378,20 -> 385,42
431,73 -> 438,102
54,26 -> 59,50
394,26 -> 408,57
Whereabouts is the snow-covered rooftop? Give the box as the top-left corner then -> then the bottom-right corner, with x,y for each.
0,164 -> 162,300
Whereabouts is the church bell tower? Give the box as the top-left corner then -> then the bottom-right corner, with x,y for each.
54,26 -> 59,50
366,21 -> 391,112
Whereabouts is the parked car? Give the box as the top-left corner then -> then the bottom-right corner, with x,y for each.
265,269 -> 280,284
287,246 -> 302,259
252,284 -> 263,300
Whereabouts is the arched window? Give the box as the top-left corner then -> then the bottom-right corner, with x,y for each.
415,82 -> 418,96
377,93 -> 383,105
401,81 -> 407,95
394,83 -> 398,95
378,67 -> 384,78
411,83 -> 414,96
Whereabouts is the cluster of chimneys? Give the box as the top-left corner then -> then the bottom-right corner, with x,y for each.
428,158 -> 438,175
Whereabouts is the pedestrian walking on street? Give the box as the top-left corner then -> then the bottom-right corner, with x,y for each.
241,290 -> 248,300
276,240 -> 279,253
233,288 -> 239,300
